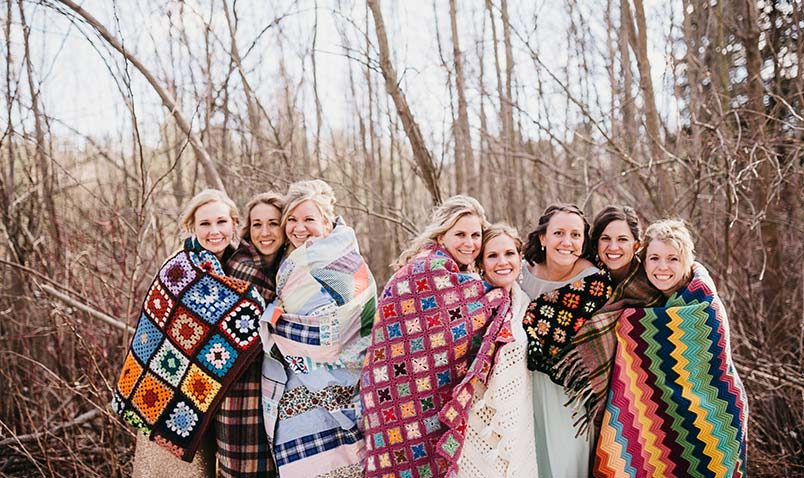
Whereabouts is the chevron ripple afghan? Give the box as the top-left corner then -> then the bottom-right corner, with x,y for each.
112,240 -> 265,462
260,218 -> 377,478
594,263 -> 748,478
360,246 -> 511,478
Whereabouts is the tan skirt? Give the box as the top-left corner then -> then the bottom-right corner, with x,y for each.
132,432 -> 215,478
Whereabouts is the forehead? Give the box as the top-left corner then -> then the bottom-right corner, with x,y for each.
546,211 -> 584,230
251,202 -> 281,219
484,234 -> 517,252
448,214 -> 482,233
601,220 -> 634,237
195,201 -> 230,220
289,200 -> 323,217
646,239 -> 680,255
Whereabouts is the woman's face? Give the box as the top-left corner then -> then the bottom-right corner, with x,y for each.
285,200 -> 331,248
597,220 -> 639,273
644,239 -> 686,294
439,214 -> 483,267
250,203 -> 284,256
481,234 -> 521,290
194,201 -> 235,258
540,211 -> 585,268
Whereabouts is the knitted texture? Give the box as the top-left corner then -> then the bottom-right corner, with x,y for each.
261,218 -> 377,478
112,241 -> 265,462
457,284 -> 538,478
594,263 -> 748,478
360,246 -> 511,478
524,270 -> 612,382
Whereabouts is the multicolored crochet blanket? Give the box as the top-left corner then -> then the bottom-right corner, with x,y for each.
360,246 -> 511,478
112,240 -> 265,461
594,263 -> 748,478
523,270 -> 612,383
260,218 -> 377,478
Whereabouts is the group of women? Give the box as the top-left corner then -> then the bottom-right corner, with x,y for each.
113,183 -> 748,478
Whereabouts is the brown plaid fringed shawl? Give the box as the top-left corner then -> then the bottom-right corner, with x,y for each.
226,239 -> 284,304
556,259 -> 663,435
217,239 -> 284,477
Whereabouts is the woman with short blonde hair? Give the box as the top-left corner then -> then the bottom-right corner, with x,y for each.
595,219 -> 747,476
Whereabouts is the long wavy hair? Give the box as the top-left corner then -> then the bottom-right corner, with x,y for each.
393,195 -> 489,270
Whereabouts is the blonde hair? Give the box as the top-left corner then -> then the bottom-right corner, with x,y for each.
179,189 -> 240,243
281,180 -> 337,232
394,195 -> 489,269
640,219 -> 695,275
241,191 -> 285,240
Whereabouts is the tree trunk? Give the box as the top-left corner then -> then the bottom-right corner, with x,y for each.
448,0 -> 473,194
621,0 -> 675,213
367,0 -> 441,205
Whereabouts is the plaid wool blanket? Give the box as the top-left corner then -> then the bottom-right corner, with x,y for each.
360,246 -> 512,478
594,263 -> 748,478
260,218 -> 377,478
112,240 -> 265,461
227,238 -> 284,303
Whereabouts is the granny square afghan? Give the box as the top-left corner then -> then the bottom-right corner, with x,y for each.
523,270 -> 612,383
112,244 -> 265,462
361,246 -> 511,478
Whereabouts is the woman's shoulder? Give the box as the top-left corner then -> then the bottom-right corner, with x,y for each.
574,258 -> 597,274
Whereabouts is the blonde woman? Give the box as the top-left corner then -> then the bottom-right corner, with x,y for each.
361,196 -> 512,478
113,189 -> 265,478
595,219 -> 748,477
260,180 -> 377,478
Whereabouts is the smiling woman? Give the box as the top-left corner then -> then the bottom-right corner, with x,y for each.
259,179 -> 377,478
217,191 -> 287,477
113,189 -> 267,478
519,203 -> 611,478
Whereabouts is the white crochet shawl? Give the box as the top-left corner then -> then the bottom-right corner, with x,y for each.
457,283 -> 538,478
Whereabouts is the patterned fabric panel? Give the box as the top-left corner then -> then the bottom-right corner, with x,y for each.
594,264 -> 748,478
523,270 -> 612,382
262,218 -> 377,477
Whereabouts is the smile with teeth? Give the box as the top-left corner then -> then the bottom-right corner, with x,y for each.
653,273 -> 673,281
493,267 -> 513,275
605,252 -> 623,259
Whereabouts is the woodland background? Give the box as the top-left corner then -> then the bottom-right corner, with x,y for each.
0,0 -> 802,476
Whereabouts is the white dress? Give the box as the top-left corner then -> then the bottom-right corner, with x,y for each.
520,263 -> 599,478
457,283 -> 538,478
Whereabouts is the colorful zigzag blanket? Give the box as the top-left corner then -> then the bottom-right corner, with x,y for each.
112,240 -> 265,461
260,218 -> 377,478
594,263 -> 748,478
360,246 -> 511,478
